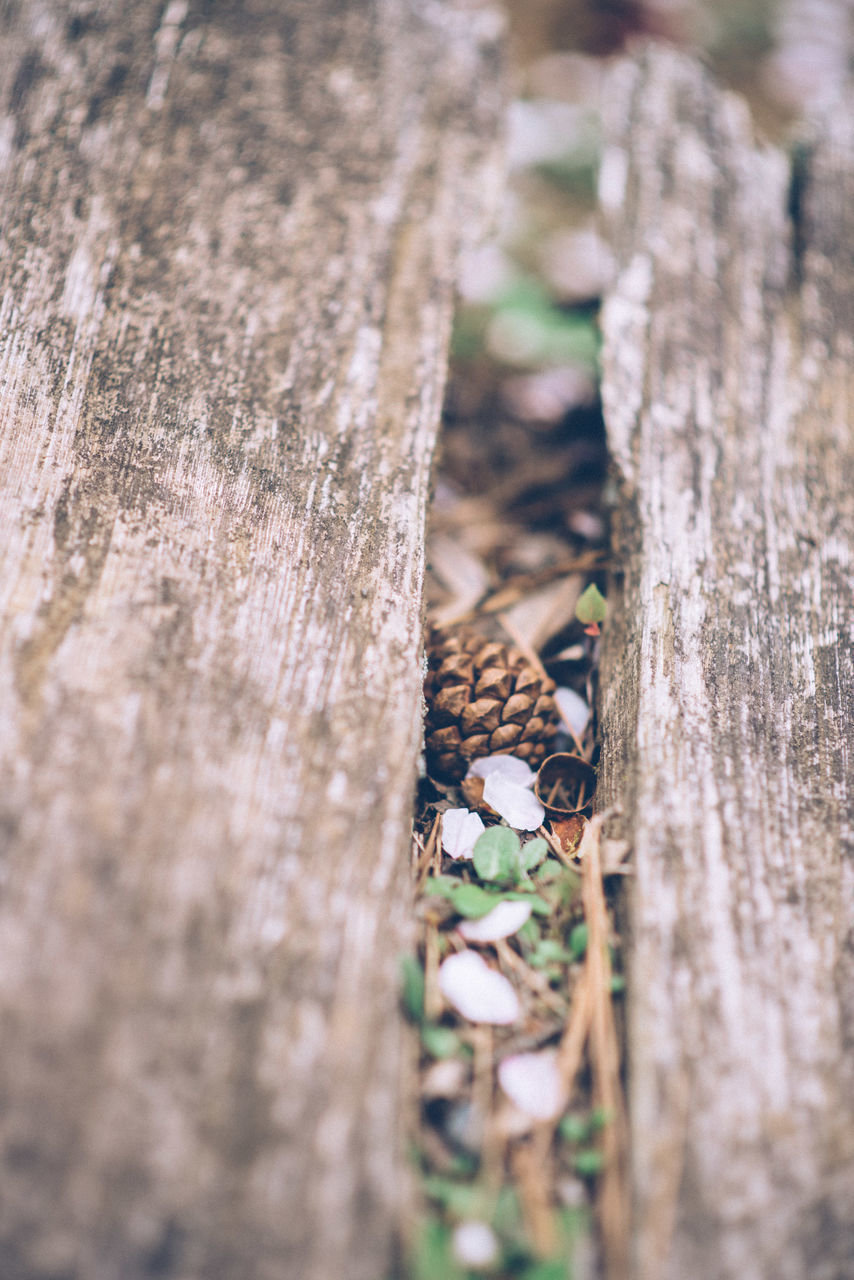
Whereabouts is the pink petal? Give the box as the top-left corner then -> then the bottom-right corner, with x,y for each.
466,754 -> 536,788
442,807 -> 486,860
459,899 -> 532,942
438,950 -> 521,1025
498,1050 -> 567,1121
482,774 -> 544,831
452,1221 -> 500,1269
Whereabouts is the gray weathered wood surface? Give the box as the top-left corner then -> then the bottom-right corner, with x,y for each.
599,46 -> 854,1280
0,3 -> 501,1277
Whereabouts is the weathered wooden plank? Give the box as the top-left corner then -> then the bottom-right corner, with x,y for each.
598,46 -> 854,1280
0,3 -> 502,1277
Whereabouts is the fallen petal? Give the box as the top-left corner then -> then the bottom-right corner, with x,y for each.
442,807 -> 486,860
555,686 -> 591,738
459,899 -> 532,942
438,950 -> 521,1025
482,774 -> 545,831
498,1049 -> 567,1121
452,1221 -> 500,1270
421,1057 -> 467,1099
467,754 -> 536,788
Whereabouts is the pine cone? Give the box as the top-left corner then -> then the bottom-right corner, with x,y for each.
424,625 -> 560,782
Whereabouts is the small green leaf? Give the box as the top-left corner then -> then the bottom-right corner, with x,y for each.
519,1259 -> 568,1280
533,939 -> 573,966
573,1149 -> 606,1177
422,1176 -> 487,1219
411,1218 -> 465,1280
517,918 -> 540,945
503,890 -> 552,915
423,875 -> 462,896
568,922 -> 588,959
610,974 -> 626,994
559,1113 -> 591,1144
449,883 -> 501,918
473,826 -> 520,883
520,837 -> 548,871
575,583 -> 607,626
421,1024 -> 461,1059
400,954 -> 425,1022
589,1107 -> 612,1132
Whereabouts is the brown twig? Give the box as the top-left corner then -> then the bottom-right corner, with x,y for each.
580,815 -> 630,1280
495,938 -> 568,1016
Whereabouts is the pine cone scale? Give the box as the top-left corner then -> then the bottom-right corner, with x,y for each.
424,625 -> 560,782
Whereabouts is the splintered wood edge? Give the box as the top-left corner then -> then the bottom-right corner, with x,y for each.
598,45 -> 854,1280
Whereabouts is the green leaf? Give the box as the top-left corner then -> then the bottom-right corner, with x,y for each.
422,1176 -> 487,1219
558,1113 -> 590,1145
520,1259 -> 569,1280
530,939 -> 573,969
573,1149 -> 606,1177
589,1107 -> 612,1132
400,954 -> 425,1023
520,837 -> 548,871
421,1024 -> 461,1059
422,875 -> 462,896
568,922 -> 588,959
610,974 -> 626,994
517,918 -> 540,945
411,1218 -> 465,1280
575,583 -> 607,626
473,826 -> 520,883
503,890 -> 552,915
449,882 -> 501,918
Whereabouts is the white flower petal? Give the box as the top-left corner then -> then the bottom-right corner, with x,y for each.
452,1221 -> 500,1270
459,899 -> 532,943
555,687 -> 591,738
498,1050 -> 567,1121
466,754 -> 536,788
482,774 -> 545,831
442,807 -> 486,860
438,950 -> 521,1025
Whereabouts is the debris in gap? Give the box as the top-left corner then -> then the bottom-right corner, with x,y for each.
408,7 -> 635,1274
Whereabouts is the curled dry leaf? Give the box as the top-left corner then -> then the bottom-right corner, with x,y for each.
460,774 -> 486,811
498,1049 -> 567,1121
483,773 -> 545,831
442,807 -> 486,860
534,753 -> 596,817
552,813 -> 585,856
438,950 -> 521,1025
459,899 -> 533,942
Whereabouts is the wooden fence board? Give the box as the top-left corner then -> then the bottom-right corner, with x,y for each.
0,3 -> 502,1277
599,46 -> 854,1280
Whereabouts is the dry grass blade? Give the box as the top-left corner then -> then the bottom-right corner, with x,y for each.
495,939 -> 569,1016
498,574 -> 585,655
511,1136 -> 558,1257
415,813 -> 442,890
581,815 -> 630,1280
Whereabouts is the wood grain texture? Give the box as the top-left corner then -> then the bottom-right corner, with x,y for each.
598,46 -> 854,1280
0,3 -> 503,1277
